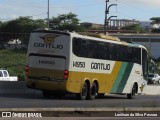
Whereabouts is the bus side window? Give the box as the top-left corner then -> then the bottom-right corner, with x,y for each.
88,40 -> 96,58
104,43 -> 110,60
127,47 -> 133,62
117,45 -> 124,61
115,45 -> 120,61
73,38 -> 81,57
137,48 -> 141,64
108,44 -> 113,60
132,48 -> 138,63
80,39 -> 89,57
142,49 -> 148,79
132,48 -> 141,64
94,42 -> 105,59
123,46 -> 128,62
108,43 -> 118,60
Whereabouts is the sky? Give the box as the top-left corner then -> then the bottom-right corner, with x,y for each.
0,0 -> 160,24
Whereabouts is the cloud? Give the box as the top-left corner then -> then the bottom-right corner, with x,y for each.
117,0 -> 160,8
0,0 -> 47,20
126,0 -> 160,7
98,0 -> 160,8
0,0 -> 78,20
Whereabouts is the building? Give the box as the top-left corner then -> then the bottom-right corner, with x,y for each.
80,22 -> 103,30
81,19 -> 160,31
108,19 -> 139,29
81,19 -> 140,30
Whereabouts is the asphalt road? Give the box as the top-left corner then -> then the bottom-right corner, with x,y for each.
0,93 -> 160,118
0,93 -> 160,108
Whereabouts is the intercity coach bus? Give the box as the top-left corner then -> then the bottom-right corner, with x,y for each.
26,29 -> 148,100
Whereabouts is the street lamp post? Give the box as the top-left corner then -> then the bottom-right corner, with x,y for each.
104,0 -> 109,34
104,0 -> 117,34
47,0 -> 50,29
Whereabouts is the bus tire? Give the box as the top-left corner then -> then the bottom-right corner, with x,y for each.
78,82 -> 88,100
88,82 -> 97,100
127,84 -> 136,99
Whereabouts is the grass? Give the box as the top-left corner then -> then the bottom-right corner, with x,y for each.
0,49 -> 27,81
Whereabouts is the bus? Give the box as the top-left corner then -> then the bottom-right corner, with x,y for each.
26,29 -> 148,100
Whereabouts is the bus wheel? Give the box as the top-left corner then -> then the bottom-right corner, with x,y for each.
127,84 -> 136,99
89,82 -> 97,100
42,90 -> 51,98
78,82 -> 88,100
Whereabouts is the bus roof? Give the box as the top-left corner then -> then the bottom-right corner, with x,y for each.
31,29 -> 148,51
32,29 -> 70,36
71,32 -> 147,49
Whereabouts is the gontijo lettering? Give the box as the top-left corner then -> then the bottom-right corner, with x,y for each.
34,43 -> 63,49
91,62 -> 110,70
33,34 -> 63,49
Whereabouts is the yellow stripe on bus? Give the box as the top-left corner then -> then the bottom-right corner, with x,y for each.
108,61 -> 122,92
67,61 -> 122,93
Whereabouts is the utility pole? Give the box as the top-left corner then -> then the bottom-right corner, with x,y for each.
47,0 -> 50,29
104,0 -> 109,34
104,0 -> 117,34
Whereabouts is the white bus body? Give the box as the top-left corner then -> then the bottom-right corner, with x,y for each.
26,29 -> 148,100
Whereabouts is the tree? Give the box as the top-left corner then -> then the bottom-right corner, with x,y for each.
0,16 -> 47,46
49,12 -> 85,31
0,21 -> 2,26
150,17 -> 160,27
150,17 -> 160,33
122,24 -> 145,33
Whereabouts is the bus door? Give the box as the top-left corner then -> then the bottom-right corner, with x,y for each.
142,48 -> 148,81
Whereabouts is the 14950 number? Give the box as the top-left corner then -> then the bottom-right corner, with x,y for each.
73,61 -> 85,68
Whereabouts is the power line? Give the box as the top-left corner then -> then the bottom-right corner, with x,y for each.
0,2 -> 103,9
0,12 -> 47,21
29,12 -> 47,17
0,18 -> 12,21
0,1 -> 108,23
0,3 -> 46,9
80,14 -> 104,20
